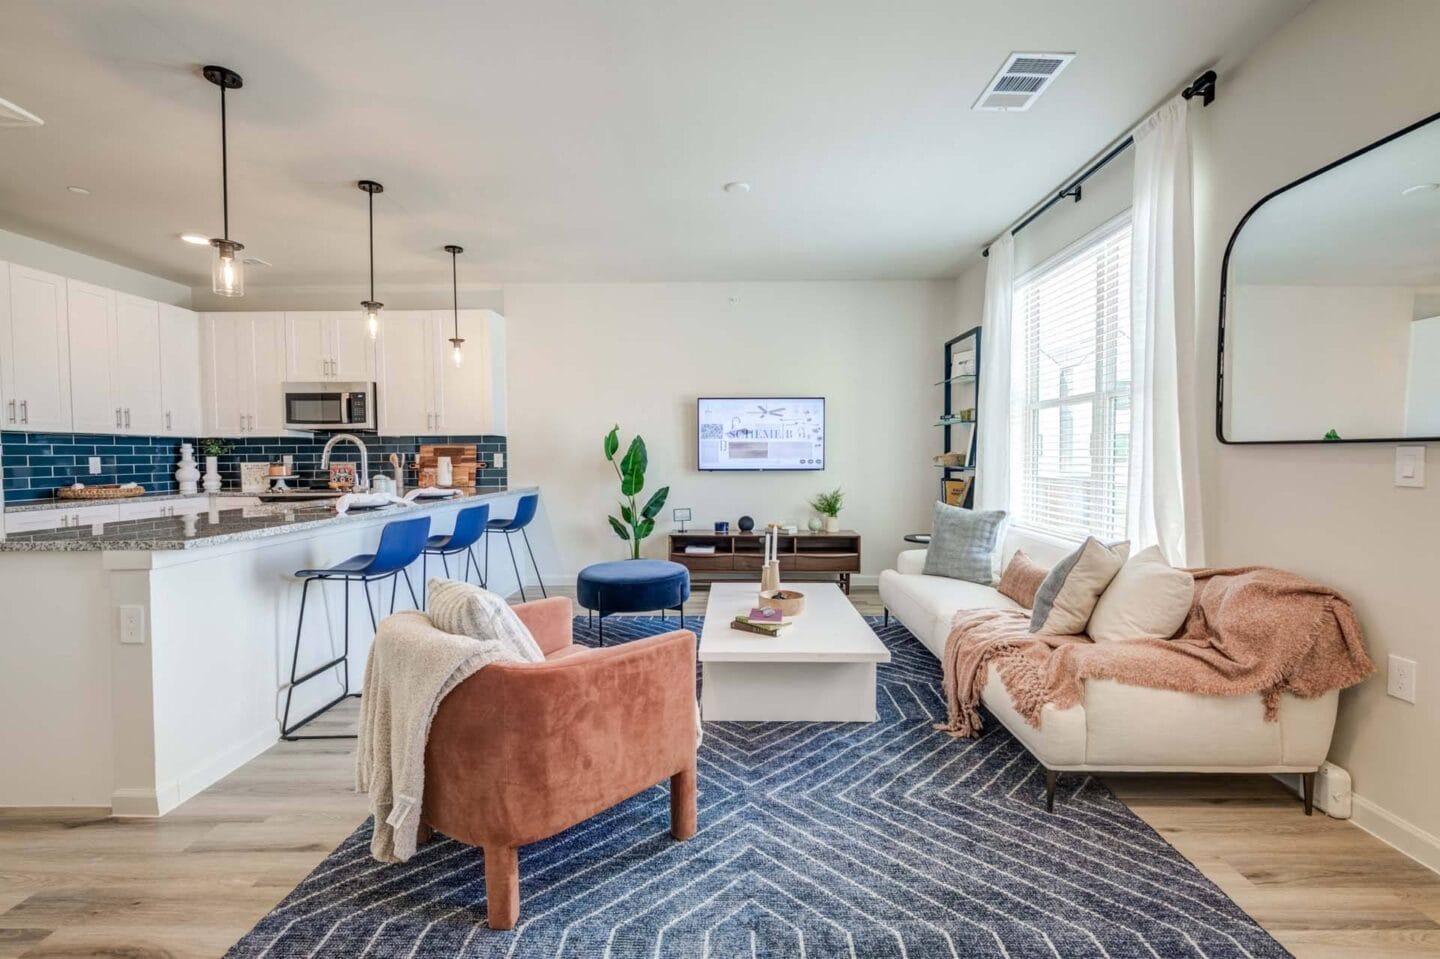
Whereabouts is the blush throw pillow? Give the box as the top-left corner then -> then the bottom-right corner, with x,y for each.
1029,537 -> 1130,635
427,578 -> 545,663
1087,545 -> 1195,643
996,550 -> 1048,608
921,502 -> 1007,585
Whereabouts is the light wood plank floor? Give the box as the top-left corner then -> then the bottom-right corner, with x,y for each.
2,585 -> 1436,958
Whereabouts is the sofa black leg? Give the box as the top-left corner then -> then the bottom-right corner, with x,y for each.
883,607 -> 889,627
1302,771 -> 1315,816
1044,769 -> 1057,813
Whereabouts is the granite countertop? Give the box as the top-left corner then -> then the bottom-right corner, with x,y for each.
0,487 -> 535,552
3,491 -> 229,513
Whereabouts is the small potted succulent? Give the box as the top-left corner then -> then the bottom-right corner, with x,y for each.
809,487 -> 844,534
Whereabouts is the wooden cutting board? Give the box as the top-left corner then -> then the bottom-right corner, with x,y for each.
416,444 -> 481,488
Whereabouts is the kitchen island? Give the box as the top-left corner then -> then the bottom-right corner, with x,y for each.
0,486 -> 541,815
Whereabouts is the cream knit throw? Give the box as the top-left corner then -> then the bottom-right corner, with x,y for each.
357,611 -> 516,863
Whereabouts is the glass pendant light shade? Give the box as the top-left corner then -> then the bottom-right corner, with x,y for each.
362,301 -> 383,340
211,239 -> 245,297
450,337 -> 465,367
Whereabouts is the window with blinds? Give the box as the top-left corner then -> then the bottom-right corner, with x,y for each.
1009,214 -> 1132,543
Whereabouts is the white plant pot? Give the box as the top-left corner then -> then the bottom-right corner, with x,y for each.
202,455 -> 222,494
824,515 -> 840,533
174,443 -> 200,495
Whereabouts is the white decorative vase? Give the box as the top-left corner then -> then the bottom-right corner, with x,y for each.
202,455 -> 222,493
824,515 -> 840,533
174,443 -> 200,495
807,517 -> 823,532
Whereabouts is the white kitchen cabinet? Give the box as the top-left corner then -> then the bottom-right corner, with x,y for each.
285,311 -> 375,382
4,503 -> 121,533
114,293 -> 163,435
436,310 -> 495,435
66,280 -> 118,434
2,265 -> 72,432
158,304 -> 202,436
377,310 -> 438,434
201,312 -> 286,437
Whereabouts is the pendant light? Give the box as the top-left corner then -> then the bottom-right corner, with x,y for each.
358,180 -> 384,339
444,244 -> 465,367
203,66 -> 245,297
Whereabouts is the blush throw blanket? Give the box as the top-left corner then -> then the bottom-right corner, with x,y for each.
939,566 -> 1374,737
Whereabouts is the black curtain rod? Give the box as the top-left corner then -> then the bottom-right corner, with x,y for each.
982,69 -> 1216,257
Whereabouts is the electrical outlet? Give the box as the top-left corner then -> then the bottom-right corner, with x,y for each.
118,606 -> 146,645
88,455 -> 103,475
1387,654 -> 1417,704
1395,446 -> 1425,488
493,452 -> 504,468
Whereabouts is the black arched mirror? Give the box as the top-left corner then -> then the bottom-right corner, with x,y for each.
1218,111 -> 1440,444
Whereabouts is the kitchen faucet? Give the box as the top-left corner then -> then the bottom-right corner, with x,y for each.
319,433 -> 370,491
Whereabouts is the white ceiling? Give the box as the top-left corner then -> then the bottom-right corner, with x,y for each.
1231,114 -> 1440,288
0,0 -> 1308,289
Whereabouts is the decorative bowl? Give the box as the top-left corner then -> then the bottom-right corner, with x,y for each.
759,588 -> 805,617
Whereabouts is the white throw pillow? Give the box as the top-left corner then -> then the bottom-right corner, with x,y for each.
1087,546 -> 1195,643
1029,537 -> 1130,635
427,578 -> 545,663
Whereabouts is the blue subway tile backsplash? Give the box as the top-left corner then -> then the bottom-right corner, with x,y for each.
0,432 -> 507,503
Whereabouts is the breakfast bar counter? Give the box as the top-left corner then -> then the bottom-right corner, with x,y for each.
0,486 -> 543,815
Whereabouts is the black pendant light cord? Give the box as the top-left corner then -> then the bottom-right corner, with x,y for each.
451,247 -> 459,338
219,82 -> 229,241
368,188 -> 375,303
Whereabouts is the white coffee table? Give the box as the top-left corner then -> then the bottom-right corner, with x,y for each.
699,582 -> 891,722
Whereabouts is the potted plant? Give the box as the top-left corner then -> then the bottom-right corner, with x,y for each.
604,425 -> 669,560
809,487 -> 844,533
198,438 -> 232,494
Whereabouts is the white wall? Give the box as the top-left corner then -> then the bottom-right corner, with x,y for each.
1194,0 -> 1440,862
0,226 -> 190,306
191,282 -> 505,314
1406,317 -> 1440,436
1227,284 -> 1414,440
505,281 -> 953,581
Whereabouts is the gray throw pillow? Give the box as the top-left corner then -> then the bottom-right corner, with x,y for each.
922,502 -> 1007,585
1029,537 -> 1130,635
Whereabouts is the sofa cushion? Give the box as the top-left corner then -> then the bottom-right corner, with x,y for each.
878,569 -> 1021,659
1088,545 -> 1194,643
996,550 -> 1047,608
922,502 -> 1007,585
1030,538 -> 1129,635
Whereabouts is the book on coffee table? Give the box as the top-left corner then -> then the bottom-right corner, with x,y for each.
731,615 -> 789,637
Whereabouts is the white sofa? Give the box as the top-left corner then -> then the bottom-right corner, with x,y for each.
878,529 -> 1338,813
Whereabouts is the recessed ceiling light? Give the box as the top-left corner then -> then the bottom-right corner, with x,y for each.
180,233 -> 211,245
1401,183 -> 1439,196
66,185 -> 90,195
723,181 -> 751,194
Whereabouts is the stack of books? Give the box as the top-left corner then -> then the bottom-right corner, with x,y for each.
730,606 -> 792,637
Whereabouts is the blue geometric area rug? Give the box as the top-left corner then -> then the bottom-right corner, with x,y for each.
226,616 -> 1288,958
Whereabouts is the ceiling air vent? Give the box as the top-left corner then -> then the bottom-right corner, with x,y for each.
973,52 -> 1075,112
0,96 -> 44,128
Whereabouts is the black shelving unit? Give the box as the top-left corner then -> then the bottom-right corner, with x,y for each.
938,327 -> 981,508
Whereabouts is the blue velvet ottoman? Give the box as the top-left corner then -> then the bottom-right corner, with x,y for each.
576,559 -> 691,644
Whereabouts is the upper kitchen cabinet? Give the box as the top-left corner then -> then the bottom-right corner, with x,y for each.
437,309 -> 499,435
376,310 -> 437,435
157,303 -> 202,436
113,293 -> 163,435
376,309 -> 501,436
69,287 -> 165,436
284,312 -> 376,383
2,265 -> 72,432
201,312 -> 287,436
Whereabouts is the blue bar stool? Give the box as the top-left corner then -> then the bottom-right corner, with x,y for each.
484,492 -> 546,603
422,503 -> 490,601
281,515 -> 431,740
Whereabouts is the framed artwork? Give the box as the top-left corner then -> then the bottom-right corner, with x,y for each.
942,476 -> 972,507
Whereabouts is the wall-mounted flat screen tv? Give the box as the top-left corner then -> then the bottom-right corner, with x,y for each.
697,397 -> 825,471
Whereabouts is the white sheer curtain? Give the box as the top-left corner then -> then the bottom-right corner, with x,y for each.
1129,96 -> 1205,566
974,232 -> 1014,514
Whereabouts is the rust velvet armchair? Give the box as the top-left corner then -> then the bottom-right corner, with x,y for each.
420,596 -> 699,930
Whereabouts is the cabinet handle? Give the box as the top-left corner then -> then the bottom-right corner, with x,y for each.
248,414 -> 255,430
6,399 -> 14,423
165,411 -> 172,431
239,409 -> 246,432
124,408 -> 131,429
19,400 -> 27,424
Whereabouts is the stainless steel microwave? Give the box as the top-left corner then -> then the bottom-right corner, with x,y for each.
282,382 -> 377,431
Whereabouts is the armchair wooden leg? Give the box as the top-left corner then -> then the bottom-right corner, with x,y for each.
671,767 -> 697,840
415,821 -> 434,846
1044,768 -> 1058,813
484,844 -> 520,930
1302,771 -> 1316,816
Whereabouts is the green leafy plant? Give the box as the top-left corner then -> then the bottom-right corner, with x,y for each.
198,438 -> 233,457
809,487 -> 844,517
604,425 -> 669,559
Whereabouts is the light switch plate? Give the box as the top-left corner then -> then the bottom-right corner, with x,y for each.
118,605 -> 145,645
493,452 -> 504,468
1395,446 -> 1425,488
88,455 -> 103,475
1387,654 -> 1417,703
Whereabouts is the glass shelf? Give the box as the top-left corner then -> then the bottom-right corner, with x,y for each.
935,374 -> 977,386
933,419 -> 976,428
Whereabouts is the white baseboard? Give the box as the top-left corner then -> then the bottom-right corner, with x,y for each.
156,727 -> 278,817
110,787 -> 160,817
1350,794 -> 1440,876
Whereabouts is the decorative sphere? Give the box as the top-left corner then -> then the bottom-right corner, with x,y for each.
737,515 -> 755,532
808,517 -> 823,532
